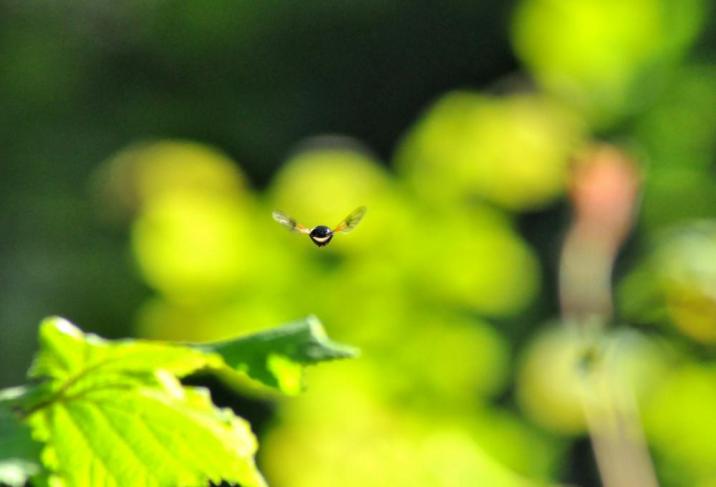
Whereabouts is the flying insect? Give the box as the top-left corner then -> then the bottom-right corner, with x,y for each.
272,206 -> 366,247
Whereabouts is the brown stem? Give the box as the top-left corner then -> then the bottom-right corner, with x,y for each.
560,144 -> 658,487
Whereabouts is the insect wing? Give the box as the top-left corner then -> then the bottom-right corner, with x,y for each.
272,211 -> 311,234
333,206 -> 366,233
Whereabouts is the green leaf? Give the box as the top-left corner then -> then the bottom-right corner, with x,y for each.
25,317 -> 266,487
30,316 -> 220,384
0,398 -> 43,487
18,315 -> 355,485
196,315 -> 359,394
28,379 -> 265,487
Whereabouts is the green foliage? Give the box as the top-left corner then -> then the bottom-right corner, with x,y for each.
197,315 -> 358,394
0,316 -> 354,486
2,1 -> 715,485
0,394 -> 42,487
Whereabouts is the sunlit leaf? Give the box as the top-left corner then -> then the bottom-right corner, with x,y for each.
16,315 -> 357,485
196,315 -> 358,394
29,317 -> 220,384
28,381 -> 265,487
23,317 -> 266,487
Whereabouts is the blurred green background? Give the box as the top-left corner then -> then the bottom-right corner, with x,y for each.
2,1 -> 716,485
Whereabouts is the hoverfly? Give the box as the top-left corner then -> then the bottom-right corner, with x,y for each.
272,206 -> 366,247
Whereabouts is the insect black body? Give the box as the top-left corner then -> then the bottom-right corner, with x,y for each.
309,225 -> 333,247
272,206 -> 366,247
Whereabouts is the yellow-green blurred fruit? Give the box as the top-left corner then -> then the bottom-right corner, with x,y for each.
94,140 -> 247,220
397,92 -> 584,211
644,364 -> 716,486
135,292 -> 294,343
310,257 -> 413,343
417,426 -> 540,487
517,326 -> 587,434
512,0 -> 706,122
262,362 -> 538,487
201,295 -> 301,339
135,298 -> 207,341
406,206 -> 539,315
654,222 -> 716,343
262,362 -> 422,487
385,315 -> 510,406
131,192 -> 258,302
269,143 -> 403,254
472,409 -> 563,481
619,221 -> 716,341
517,326 -> 663,435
